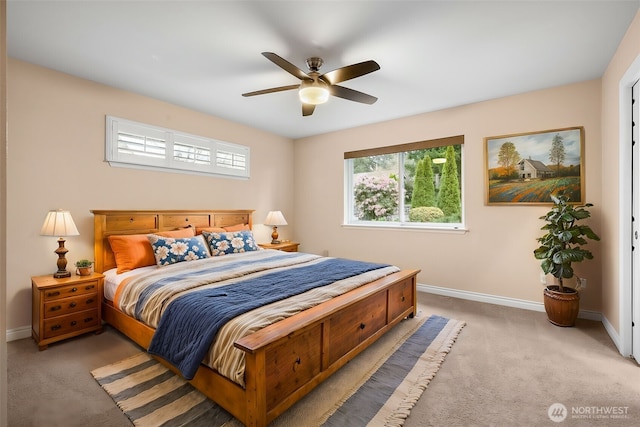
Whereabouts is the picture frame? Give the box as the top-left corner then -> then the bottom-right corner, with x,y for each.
484,126 -> 585,205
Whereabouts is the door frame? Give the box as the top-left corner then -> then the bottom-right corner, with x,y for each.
619,53 -> 640,359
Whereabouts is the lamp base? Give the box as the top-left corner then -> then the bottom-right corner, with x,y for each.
53,238 -> 70,279
53,270 -> 71,279
270,226 -> 280,245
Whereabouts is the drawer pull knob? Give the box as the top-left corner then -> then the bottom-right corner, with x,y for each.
47,291 -> 60,297
71,287 -> 78,292
86,299 -> 94,304
401,295 -> 405,302
292,356 -> 301,372
85,285 -> 95,290
50,305 -> 61,311
70,321 -> 77,326
84,317 -> 94,323
360,323 -> 366,330
185,218 -> 189,222
129,218 -> 134,222
69,302 -> 77,308
51,325 -> 61,331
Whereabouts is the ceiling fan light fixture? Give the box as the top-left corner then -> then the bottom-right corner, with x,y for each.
243,52 -> 379,116
299,80 -> 329,105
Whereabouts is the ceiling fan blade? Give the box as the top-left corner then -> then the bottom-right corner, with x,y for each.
242,84 -> 299,97
320,60 -> 380,85
302,103 -> 316,116
330,85 -> 378,105
262,52 -> 310,80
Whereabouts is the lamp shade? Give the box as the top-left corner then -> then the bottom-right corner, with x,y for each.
264,211 -> 288,226
40,210 -> 79,237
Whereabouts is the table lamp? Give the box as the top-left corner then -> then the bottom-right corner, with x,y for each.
40,209 -> 80,278
264,211 -> 287,244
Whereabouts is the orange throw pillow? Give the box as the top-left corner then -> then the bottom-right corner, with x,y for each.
108,228 -> 195,273
196,226 -> 226,235
223,223 -> 250,232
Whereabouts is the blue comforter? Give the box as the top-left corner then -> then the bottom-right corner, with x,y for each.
148,257 -> 390,379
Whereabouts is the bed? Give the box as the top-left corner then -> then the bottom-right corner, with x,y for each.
93,209 -> 420,427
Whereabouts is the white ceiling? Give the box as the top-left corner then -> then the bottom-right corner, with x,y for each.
7,0 -> 640,139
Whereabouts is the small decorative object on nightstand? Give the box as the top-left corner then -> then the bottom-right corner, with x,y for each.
264,210 -> 288,244
75,259 -> 93,276
31,272 -> 104,350
258,241 -> 300,252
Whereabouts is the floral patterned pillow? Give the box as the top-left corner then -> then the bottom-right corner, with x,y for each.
147,234 -> 211,266
201,230 -> 260,256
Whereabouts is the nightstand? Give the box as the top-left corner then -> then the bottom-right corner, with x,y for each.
258,241 -> 300,252
31,272 -> 104,350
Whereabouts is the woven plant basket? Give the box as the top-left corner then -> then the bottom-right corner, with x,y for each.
543,285 -> 580,327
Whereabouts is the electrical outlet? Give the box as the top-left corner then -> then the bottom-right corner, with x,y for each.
579,277 -> 587,289
540,271 -> 547,285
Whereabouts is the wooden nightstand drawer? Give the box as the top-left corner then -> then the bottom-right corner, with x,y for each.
43,293 -> 98,319
258,241 -> 300,252
43,309 -> 100,339
32,272 -> 104,350
42,280 -> 99,301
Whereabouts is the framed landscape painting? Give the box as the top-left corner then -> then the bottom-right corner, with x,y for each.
484,127 -> 584,205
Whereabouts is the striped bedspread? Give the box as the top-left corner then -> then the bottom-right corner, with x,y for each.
115,250 -> 400,386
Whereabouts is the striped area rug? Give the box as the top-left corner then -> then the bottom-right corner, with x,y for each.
91,352 -> 233,426
91,315 -> 465,427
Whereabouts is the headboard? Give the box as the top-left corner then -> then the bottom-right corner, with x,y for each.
91,209 -> 254,273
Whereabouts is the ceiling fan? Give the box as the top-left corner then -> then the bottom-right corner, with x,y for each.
242,52 -> 380,116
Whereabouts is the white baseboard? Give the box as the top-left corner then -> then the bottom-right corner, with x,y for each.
417,283 -> 602,322
601,314 -> 625,356
6,326 -> 31,342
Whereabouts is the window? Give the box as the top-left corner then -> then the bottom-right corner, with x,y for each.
106,116 -> 250,178
344,135 -> 464,229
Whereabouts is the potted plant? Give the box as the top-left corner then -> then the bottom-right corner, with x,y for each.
533,192 -> 600,326
75,259 -> 93,276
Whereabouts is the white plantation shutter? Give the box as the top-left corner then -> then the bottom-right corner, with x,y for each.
173,142 -> 211,165
106,116 -> 250,178
171,133 -> 213,174
216,142 -> 249,177
111,121 -> 167,168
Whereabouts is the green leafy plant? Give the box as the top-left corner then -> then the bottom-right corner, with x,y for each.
353,175 -> 399,221
409,206 -> 444,222
533,192 -> 600,292
75,259 -> 93,268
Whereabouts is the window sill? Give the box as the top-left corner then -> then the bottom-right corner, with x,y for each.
341,223 -> 468,234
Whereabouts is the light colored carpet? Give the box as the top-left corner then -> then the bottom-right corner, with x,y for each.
90,314 -> 464,427
8,293 -> 640,426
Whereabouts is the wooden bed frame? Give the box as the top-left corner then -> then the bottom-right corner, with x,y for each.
93,209 -> 420,427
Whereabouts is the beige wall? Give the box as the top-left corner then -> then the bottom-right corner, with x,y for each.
601,11 -> 640,333
294,80 -> 603,309
6,59 -> 295,331
9,9 -> 640,336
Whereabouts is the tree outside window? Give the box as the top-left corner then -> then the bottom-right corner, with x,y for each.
345,137 -> 463,227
